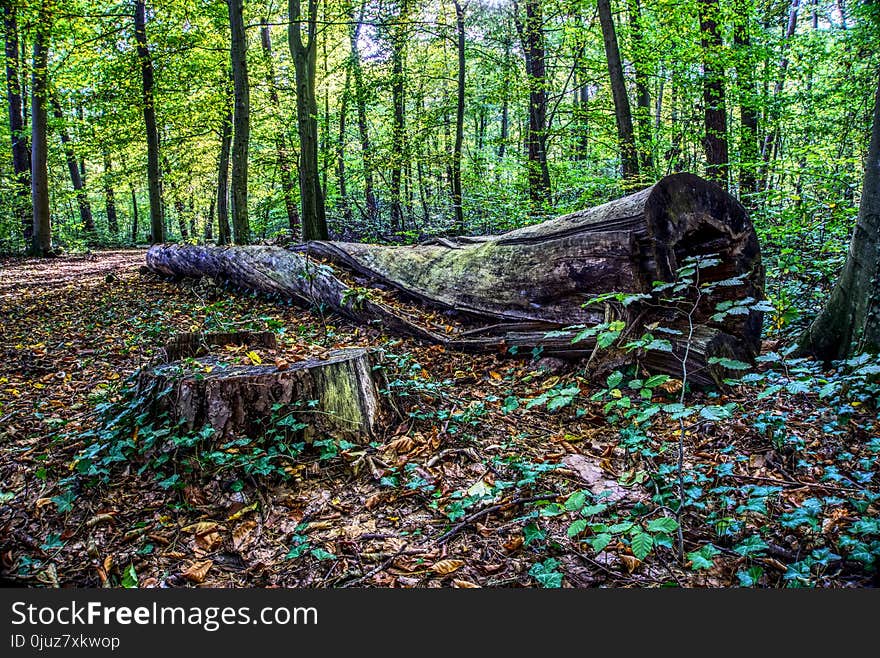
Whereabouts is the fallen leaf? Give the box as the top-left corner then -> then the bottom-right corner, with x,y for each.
430,559 -> 465,575
181,560 -> 212,584
232,520 -> 257,551
452,579 -> 480,588
182,521 -> 220,535
620,554 -> 641,573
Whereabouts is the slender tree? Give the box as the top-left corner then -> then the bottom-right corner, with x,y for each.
348,0 -> 377,222
53,99 -> 95,235
799,75 -> 880,359
3,3 -> 31,244
260,20 -> 300,236
698,0 -> 729,186
134,0 -> 164,244
515,0 -> 552,212
289,0 -> 328,240
597,0 -> 639,183
389,0 -> 409,231
451,0 -> 466,232
30,2 -> 51,256
103,152 -> 118,235
734,0 -> 759,202
228,0 -> 250,244
627,0 -> 653,172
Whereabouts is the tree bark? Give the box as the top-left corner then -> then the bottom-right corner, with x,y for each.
146,174 -> 764,385
103,151 -> 119,235
3,4 -> 31,245
216,77 -> 233,246
260,20 -> 300,236
597,0 -> 639,184
289,0 -> 328,241
130,183 -> 139,243
451,0 -> 466,232
134,1 -> 164,244
389,0 -> 409,231
337,65 -> 352,225
699,0 -> 729,187
799,74 -> 880,359
515,0 -> 552,213
627,0 -> 653,172
348,1 -> 377,223
734,0 -> 759,204
139,343 -> 384,441
30,8 -> 51,257
228,0 -> 250,244
52,99 -> 95,236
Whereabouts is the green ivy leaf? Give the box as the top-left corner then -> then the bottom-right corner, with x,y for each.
631,531 -> 653,560
646,517 -> 679,533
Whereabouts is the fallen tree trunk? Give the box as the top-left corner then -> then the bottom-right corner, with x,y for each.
146,173 -> 764,386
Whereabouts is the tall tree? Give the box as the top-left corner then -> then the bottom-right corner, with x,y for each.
761,0 -> 800,167
347,1 -> 377,222
134,0 -> 164,244
289,0 -> 328,240
260,20 -> 300,236
451,0 -> 466,232
228,0 -> 250,244
215,72 -> 233,245
698,0 -> 729,186
799,75 -> 880,360
29,2 -> 51,256
3,3 -> 31,244
627,0 -> 653,172
515,0 -> 552,212
53,100 -> 95,235
102,152 -> 118,235
389,0 -> 409,231
734,0 -> 759,202
597,0 -> 639,183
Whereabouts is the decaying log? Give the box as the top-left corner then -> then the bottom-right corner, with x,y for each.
145,174 -> 764,386
137,347 -> 384,441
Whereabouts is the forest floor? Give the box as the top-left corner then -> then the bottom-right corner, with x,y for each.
0,250 -> 878,588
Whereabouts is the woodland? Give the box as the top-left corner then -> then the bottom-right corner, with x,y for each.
0,0 -> 879,588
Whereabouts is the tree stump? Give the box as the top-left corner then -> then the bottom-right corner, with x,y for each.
137,344 -> 385,442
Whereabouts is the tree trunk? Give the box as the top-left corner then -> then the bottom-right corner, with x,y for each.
337,65 -> 353,225
146,173 -> 764,386
53,99 -> 95,236
627,0 -> 653,173
130,183 -> 139,243
348,1 -> 377,223
516,0 -> 552,213
799,75 -> 880,359
135,1 -> 164,244
734,0 -> 759,204
228,0 -> 250,244
3,4 -> 31,245
103,152 -> 119,235
699,0 -> 729,187
216,82 -> 233,246
30,7 -> 51,257
260,20 -> 300,236
597,0 -> 639,184
761,0 -> 800,169
451,0 -> 466,232
289,0 -> 328,241
389,0 -> 409,232
139,341 -> 384,441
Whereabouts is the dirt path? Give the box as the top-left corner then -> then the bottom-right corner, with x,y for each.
0,249 -> 146,299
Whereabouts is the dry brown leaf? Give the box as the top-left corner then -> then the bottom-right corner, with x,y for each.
232,520 -> 258,551
195,531 -> 224,551
488,370 -> 502,381
452,579 -> 480,588
430,559 -> 465,575
503,535 -> 524,552
385,436 -> 415,454
182,521 -> 220,535
181,560 -> 212,584
620,554 -> 641,574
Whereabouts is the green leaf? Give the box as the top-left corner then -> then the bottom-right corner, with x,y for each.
646,517 -> 679,533
567,519 -> 588,537
501,395 -> 520,413
590,533 -> 613,553
310,548 -> 337,561
606,371 -> 623,389
121,564 -> 138,588
687,544 -> 720,570
733,535 -> 768,557
700,405 -> 732,421
708,357 -> 751,370
523,522 -> 546,546
631,531 -> 653,560
564,490 -> 588,512
644,375 -> 670,388
645,339 -> 673,353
